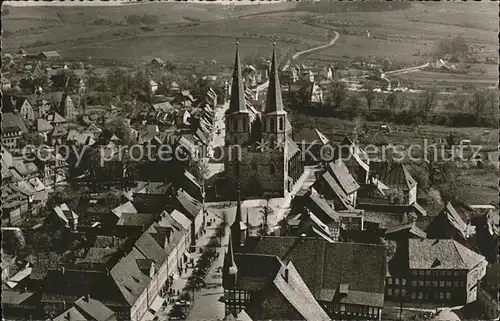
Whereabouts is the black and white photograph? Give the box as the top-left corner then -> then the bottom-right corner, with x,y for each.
1,1 -> 498,321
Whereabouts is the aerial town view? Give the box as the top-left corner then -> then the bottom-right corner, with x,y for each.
1,1 -> 498,321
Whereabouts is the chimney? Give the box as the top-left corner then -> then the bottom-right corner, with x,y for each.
283,269 -> 289,283
105,268 -> 110,276
62,300 -> 67,310
61,267 -> 65,275
112,236 -> 116,247
66,311 -> 70,321
86,294 -> 90,302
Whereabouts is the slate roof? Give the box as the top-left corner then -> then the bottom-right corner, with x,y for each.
316,171 -> 354,210
307,188 -> 339,222
273,261 -> 331,321
37,118 -> 54,133
326,159 -> 360,194
52,306 -> 90,321
408,239 -> 485,270
242,236 -> 386,307
116,213 -> 154,227
2,112 -> 28,133
426,202 -> 472,240
74,296 -> 117,321
370,161 -> 416,191
175,188 -> 202,220
111,201 -> 137,219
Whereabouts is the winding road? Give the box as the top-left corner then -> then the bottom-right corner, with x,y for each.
255,31 -> 341,94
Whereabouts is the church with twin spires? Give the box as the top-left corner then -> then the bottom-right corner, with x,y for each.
223,42 -> 304,198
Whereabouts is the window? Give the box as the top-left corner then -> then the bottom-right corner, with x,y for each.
446,271 -> 452,276
279,117 -> 284,131
446,281 -> 452,287
388,278 -> 393,285
270,118 -> 275,132
454,271 -> 460,277
243,118 -> 247,131
412,270 -> 418,275
426,271 -> 431,276
395,288 -> 400,296
340,304 -> 345,312
432,281 -> 438,287
402,278 -> 406,286
419,270 -> 425,276
454,281 -> 459,287
412,281 -> 417,287
460,282 -> 465,287
439,292 -> 444,299
251,162 -> 257,171
411,292 -> 417,299
368,307 -> 373,315
395,278 -> 399,285
446,293 -> 451,300
425,281 -> 431,287
418,292 -> 423,300
401,289 -> 406,297
388,289 -> 393,295
419,280 -> 424,287
439,281 -> 445,287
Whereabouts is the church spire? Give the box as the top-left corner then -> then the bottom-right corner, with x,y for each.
227,41 -> 247,114
265,42 -> 285,114
231,180 -> 245,247
222,236 -> 238,289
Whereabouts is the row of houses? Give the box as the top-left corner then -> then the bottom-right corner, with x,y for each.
220,130 -> 498,320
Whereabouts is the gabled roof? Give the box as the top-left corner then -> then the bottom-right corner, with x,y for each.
111,201 -> 137,219
175,188 -> 202,220
273,261 -> 331,321
2,112 -> 28,133
409,239 -> 485,270
326,159 -> 360,195
37,118 -> 54,133
46,111 -> 67,124
370,161 -> 416,191
52,306 -> 90,321
317,171 -> 354,210
74,296 -> 117,321
314,129 -> 330,145
40,51 -> 60,58
307,188 -> 339,222
242,236 -> 386,307
169,209 -> 192,231
426,202 -> 472,240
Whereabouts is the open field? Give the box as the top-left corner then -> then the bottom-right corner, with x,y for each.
4,1 -> 497,70
304,2 -> 497,65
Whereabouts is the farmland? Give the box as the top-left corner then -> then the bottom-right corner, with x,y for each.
3,1 -> 497,71
303,2 -> 497,64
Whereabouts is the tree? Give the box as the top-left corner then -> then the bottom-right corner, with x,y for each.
469,89 -> 489,124
381,238 -> 397,260
327,79 -> 347,111
451,88 -> 468,112
386,92 -> 399,112
259,204 -> 273,234
20,132 -> 44,146
363,82 -> 376,110
220,211 -> 229,238
417,88 -> 437,115
346,93 -> 363,110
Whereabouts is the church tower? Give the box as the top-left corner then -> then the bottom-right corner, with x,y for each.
230,180 -> 247,248
261,43 -> 288,148
225,42 -> 252,147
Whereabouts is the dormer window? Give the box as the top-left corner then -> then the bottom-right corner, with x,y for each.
279,117 -> 284,131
